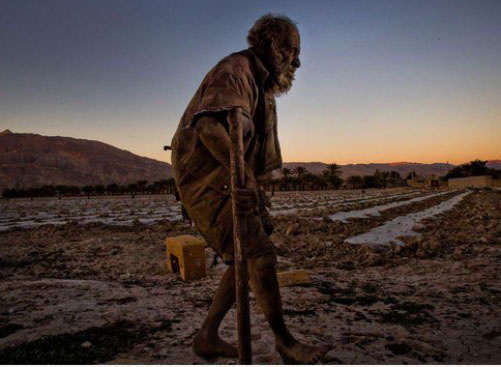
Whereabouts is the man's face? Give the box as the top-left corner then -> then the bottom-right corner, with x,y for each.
268,28 -> 301,96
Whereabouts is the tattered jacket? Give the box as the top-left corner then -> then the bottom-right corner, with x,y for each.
171,47 -> 282,192
170,48 -> 282,242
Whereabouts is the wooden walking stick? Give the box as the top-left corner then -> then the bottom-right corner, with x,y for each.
228,107 -> 253,364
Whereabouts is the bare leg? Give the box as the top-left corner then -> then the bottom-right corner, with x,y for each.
192,265 -> 239,358
248,255 -> 331,364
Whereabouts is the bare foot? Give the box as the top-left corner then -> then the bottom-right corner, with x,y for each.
276,340 -> 331,364
192,331 -> 238,358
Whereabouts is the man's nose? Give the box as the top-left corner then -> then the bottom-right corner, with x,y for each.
292,57 -> 300,68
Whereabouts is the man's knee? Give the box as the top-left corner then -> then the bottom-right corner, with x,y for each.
249,251 -> 277,274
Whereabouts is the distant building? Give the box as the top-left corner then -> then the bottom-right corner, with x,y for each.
407,174 -> 444,188
406,176 -> 426,188
425,174 -> 442,188
448,175 -> 494,188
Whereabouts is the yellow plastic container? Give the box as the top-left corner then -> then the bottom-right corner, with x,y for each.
165,235 -> 206,281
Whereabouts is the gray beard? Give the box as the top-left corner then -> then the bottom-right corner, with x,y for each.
271,66 -> 295,96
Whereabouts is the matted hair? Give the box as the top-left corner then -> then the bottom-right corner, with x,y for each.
247,14 -> 298,48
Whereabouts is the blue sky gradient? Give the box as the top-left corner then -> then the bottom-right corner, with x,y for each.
1,0 -> 500,164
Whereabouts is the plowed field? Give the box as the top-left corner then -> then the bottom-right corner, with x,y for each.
1,188 -> 500,364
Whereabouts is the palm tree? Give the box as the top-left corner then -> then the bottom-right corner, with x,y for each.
322,164 -> 343,190
93,184 -> 105,195
136,180 -> 148,193
293,166 -> 307,190
317,174 -> 329,190
281,167 -> 292,178
127,183 -> 138,198
299,172 -> 325,191
326,163 -> 342,177
281,167 -> 292,191
82,185 -> 93,198
106,183 -> 119,195
293,166 -> 307,177
347,175 -> 363,189
308,173 -> 327,190
329,175 -> 344,189
166,177 -> 176,195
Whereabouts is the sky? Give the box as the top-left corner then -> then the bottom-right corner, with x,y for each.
1,0 -> 500,165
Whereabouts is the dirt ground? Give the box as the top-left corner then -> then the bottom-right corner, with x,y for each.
1,188 -> 501,364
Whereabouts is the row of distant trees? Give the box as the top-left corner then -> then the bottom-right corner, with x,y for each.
344,170 -> 406,189
2,164 -> 410,199
264,164 -> 344,192
7,160 -> 495,199
2,178 -> 177,199
261,163 -> 407,192
264,160 -> 500,192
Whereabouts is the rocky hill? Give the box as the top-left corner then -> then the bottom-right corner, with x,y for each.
0,130 -> 172,191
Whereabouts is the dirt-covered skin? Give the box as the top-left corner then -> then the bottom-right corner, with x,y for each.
1,188 -> 500,364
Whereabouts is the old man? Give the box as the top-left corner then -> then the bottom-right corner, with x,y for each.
171,14 -> 330,364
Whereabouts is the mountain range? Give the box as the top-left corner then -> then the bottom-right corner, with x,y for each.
1,130 -> 499,191
0,130 -> 171,191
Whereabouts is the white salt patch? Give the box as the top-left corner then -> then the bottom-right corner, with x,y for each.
328,191 -> 453,223
0,194 -> 183,231
345,191 -> 471,246
270,190 -> 426,217
270,208 -> 299,216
